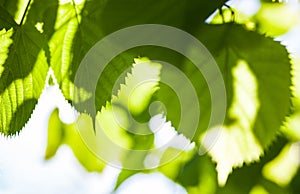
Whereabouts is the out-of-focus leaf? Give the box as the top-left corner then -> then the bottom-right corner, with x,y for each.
115,112 -> 195,189
46,58 -> 161,175
210,7 -> 254,27
113,58 -> 161,116
110,58 -> 161,189
171,137 -> 289,194
290,167 -> 300,194
45,108 -> 106,172
45,108 -> 64,159
178,154 -> 218,194
254,2 -> 300,37
93,58 -> 160,173
99,58 -> 160,150
282,111 -> 300,141
159,148 -> 194,180
262,143 -> 300,186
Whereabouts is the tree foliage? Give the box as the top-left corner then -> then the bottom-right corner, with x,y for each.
0,0 -> 299,193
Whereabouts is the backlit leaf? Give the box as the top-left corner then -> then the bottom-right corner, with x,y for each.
0,4 -> 49,135
196,24 -> 292,185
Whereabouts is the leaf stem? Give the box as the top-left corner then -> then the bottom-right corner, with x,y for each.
71,0 -> 81,25
19,0 -> 32,26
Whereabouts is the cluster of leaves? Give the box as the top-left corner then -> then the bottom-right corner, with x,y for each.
0,0 -> 299,193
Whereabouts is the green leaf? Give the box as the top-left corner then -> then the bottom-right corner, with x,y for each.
281,58 -> 300,141
178,153 -> 218,194
99,0 -> 227,35
45,108 -> 106,172
45,58 -> 161,174
0,5 -> 18,29
254,2 -> 300,37
107,58 -> 161,188
96,58 -> 160,149
158,147 -> 195,180
262,143 -> 300,187
113,57 -> 161,116
0,0 -> 29,25
215,137 -> 288,194
194,23 -> 292,185
44,108 -> 64,159
47,0 -> 86,101
0,4 -> 49,135
48,0 -> 226,108
290,168 -> 300,194
0,1 -> 296,192
173,137 -> 288,194
153,23 -> 292,184
176,156 -> 215,194
94,0 -> 226,113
